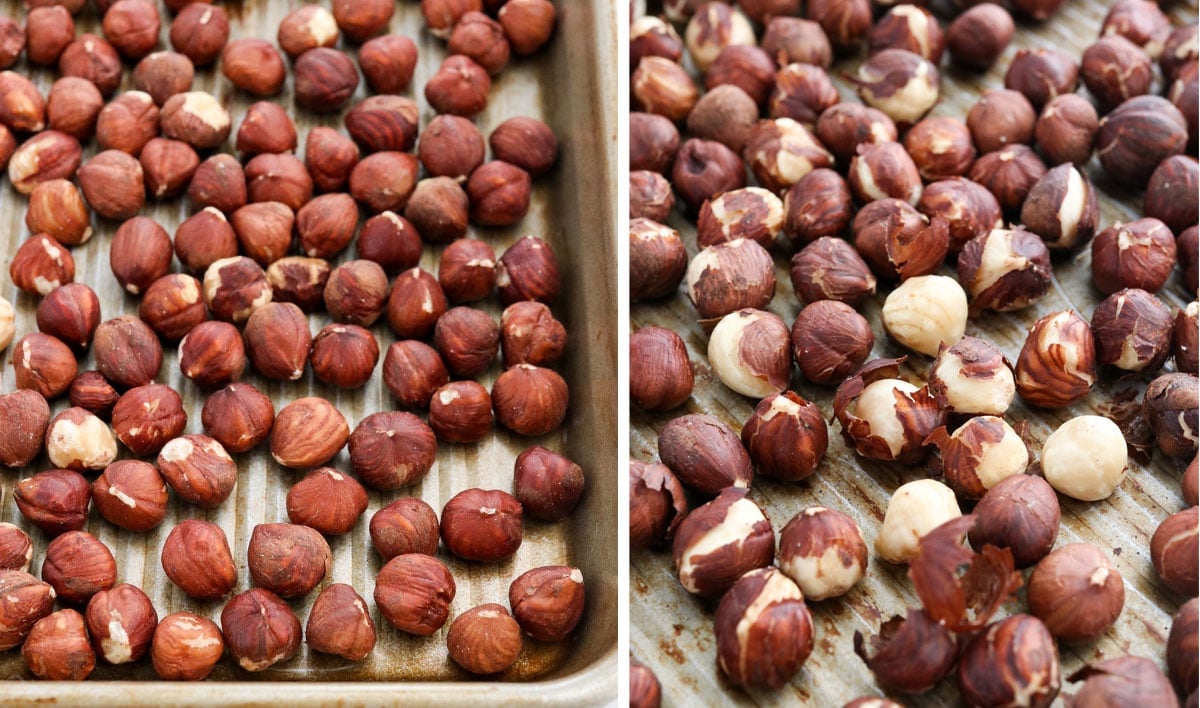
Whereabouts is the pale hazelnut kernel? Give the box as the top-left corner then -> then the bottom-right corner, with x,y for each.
778,507 -> 868,601
927,337 -> 1015,416
707,309 -> 792,399
850,378 -> 925,460
1041,415 -> 1127,502
881,275 -> 968,357
46,407 -> 118,472
931,415 -> 1030,499
875,479 -> 962,564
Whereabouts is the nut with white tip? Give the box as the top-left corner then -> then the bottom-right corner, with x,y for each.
779,507 -> 867,601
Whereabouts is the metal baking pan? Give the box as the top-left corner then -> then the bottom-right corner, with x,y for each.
630,0 -> 1197,704
0,0 -> 618,703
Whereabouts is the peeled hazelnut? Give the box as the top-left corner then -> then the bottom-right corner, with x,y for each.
1026,543 -> 1125,644
1096,95 -> 1188,188
374,553 -> 455,635
77,149 -> 145,220
157,434 -> 236,508
8,130 -> 83,195
708,309 -> 792,399
45,77 -> 102,141
945,3 -> 1013,70
26,179 -> 91,246
447,604 -> 522,676
686,238 -> 775,322
714,567 -> 813,689
220,588 -> 301,672
132,51 -> 194,106
630,218 -> 687,302
1082,36 -> 1153,111
151,613 -> 223,681
15,469 -> 90,535
777,507 -> 867,601
0,390 -> 50,468
629,112 -> 680,174
672,137 -> 745,211
0,524 -> 33,572
630,460 -> 688,550
358,34 -> 418,94
1042,415 -> 1127,501
270,398 -> 348,469
849,49 -> 940,128
310,324 -> 379,389
492,364 -> 569,436
928,416 -> 1029,499
22,609 -> 94,680
789,300 -> 873,387
927,337 -> 1014,416
401,175 -> 466,240
277,4 -> 338,57
658,413 -> 753,496
806,0 -> 871,50
287,468 -> 368,536
882,275 -> 968,357
1144,373 -> 1200,460
957,615 -> 1061,708
672,488 -> 774,598
306,583 -> 376,662
305,126 -> 359,193
220,38 -> 285,96
188,153 -> 246,214
111,384 -> 187,457
834,361 -> 944,465
440,488 -> 523,563
348,411 -> 437,491
1069,656 -> 1178,706
1091,218 -> 1177,294
245,153 -> 313,211
382,340 -> 449,409
160,519 -> 236,600
1091,288 -> 1173,373
498,235 -> 561,305
247,523 -> 331,599
968,144 -> 1047,214
417,114 -> 484,181
875,479 -> 962,564
45,407 -> 117,472
629,326 -> 692,412
200,383 -> 273,455
969,474 -> 1060,569
1168,598 -> 1199,696
852,199 -> 949,281
370,498 -> 439,559
84,583 -> 156,665
357,212 -> 421,274
58,35 -> 122,98
1006,48 -> 1079,111
12,332 -> 77,399
41,530 -> 116,603
1145,155 -> 1199,236
513,446 -> 585,522
0,570 -> 56,650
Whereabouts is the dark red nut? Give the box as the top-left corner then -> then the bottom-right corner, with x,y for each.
157,434 -> 237,508
41,530 -> 116,604
491,364 -> 568,436
58,34 -> 122,98
446,604 -> 522,675
401,175 -> 467,241
672,488 -> 774,598
813,102 -> 896,165
440,488 -> 523,563
957,615 -> 1061,707
265,257 -> 330,314
381,340 -> 449,409
294,47 -> 359,112
242,302 -> 311,382
188,153 -> 246,214
174,208 -> 238,274
967,89 -> 1036,154
344,95 -> 419,153
202,256 -> 273,324
629,112 -> 679,174
671,137 -> 745,212
848,49 -> 940,128
447,11 -> 507,74
852,198 -> 949,281
438,239 -> 496,304
630,171 -> 674,223
629,326 -> 692,412
854,609 -> 958,695
466,161 -> 531,226
714,567 -> 812,689
350,151 -> 420,215
35,283 -> 98,350
945,3 -> 1013,71
869,4 -> 943,62
903,117 -> 975,182
957,227 -> 1052,312
1015,310 -> 1097,409
1091,288 -> 1173,373
45,77 -> 103,141
358,34 -> 417,94
1091,218 -> 1177,294
1162,24 -> 1199,81
140,137 -> 199,200
92,458 -> 166,531
138,274 -> 207,341
1144,373 -> 1200,460
433,307 -> 499,377
132,51 -> 194,107
489,116 -> 557,176
1006,48 -> 1079,110
110,384 -> 186,457
1027,543 -> 1124,643
370,498 -> 439,559
1021,164 -> 1099,252
8,130 -> 83,196
22,608 -> 95,680
244,153 -> 312,212
270,398 -> 349,470
27,6 -> 75,65
68,371 -> 118,419
497,235 -> 561,306
45,407 -> 117,471
323,259 -> 387,326
768,63 -> 838,126
417,114 -> 484,181
0,71 -> 46,132
629,218 -> 687,303
707,309 -> 791,398
658,413 -> 753,496
0,524 -> 33,572
630,15 -> 682,66
15,468 -> 90,536
788,237 -> 876,306
348,411 -> 437,491
1081,36 -> 1153,111
425,55 -> 490,117
1069,656 -> 1178,706
95,91 -> 159,156
200,383 -> 274,454
357,212 -> 421,274
967,144 -> 1047,214
1168,598 -> 1199,696
509,566 -> 585,642
247,523 -> 331,599
427,382 -> 493,447
917,178 -> 1001,253
1176,302 -> 1199,376
220,588 -> 301,672
160,91 -> 230,151
744,118 -> 834,195
26,179 -> 91,247
848,140 -> 922,205
277,5 -> 338,58
374,553 -> 456,635
778,507 -> 868,600
235,102 -> 296,157
741,391 -> 827,482
513,446 -> 585,522
790,300 -> 873,386
310,324 -> 379,389
806,0 -> 870,50
304,126 -> 358,193
686,238 -> 775,321
969,474 -> 1060,569
101,0 -> 160,60
220,38 -> 285,96
230,201 -> 293,267
286,467 -> 368,536
160,519 -> 237,601
77,149 -> 145,220
92,316 -> 162,390
696,187 -> 783,249
1095,95 -> 1188,188
0,390 -> 51,467
108,217 -> 171,294
1145,155 -> 1199,236
629,460 -> 688,550
305,583 -> 376,662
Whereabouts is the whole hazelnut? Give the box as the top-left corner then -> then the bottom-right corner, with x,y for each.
157,434 -> 237,508
231,201 -> 293,267
440,488 -> 523,562
492,364 -> 569,436
294,48 -> 360,112
629,218 -> 687,302
1095,96 -> 1188,188
220,588 -> 301,672
741,392 -> 828,482
22,609 -> 94,680
140,137 -> 200,199
929,415 -> 1029,499
743,118 -> 833,194
1042,415 -> 1128,501
7,235 -> 70,295
417,114 -> 484,181
447,12 -> 508,75
46,77 -> 103,140
658,413 -> 753,496
683,3 -> 754,72
768,62 -> 839,126
305,126 -> 359,193
946,3 -> 1014,70
175,208 -> 238,274
513,446 -> 585,522
629,112 -> 679,174
15,468 -> 90,535
499,0 -> 555,55
869,5 -> 944,62
188,153 -> 246,214
672,488 -> 774,598
509,566 -> 585,641
853,199 -> 950,281
1091,218 -> 1177,294
781,169 -> 853,245
790,300 -> 874,386
242,302 -> 311,382
245,153 -> 313,211
382,340 -> 449,409
1168,598 -> 1199,696
672,136 -> 745,212
957,227 -> 1053,313
324,259 -> 388,326
813,103 -> 897,165
490,116 -> 558,176
968,144 -> 1048,214
357,212 -> 421,274
58,35 -> 122,98
778,507 -> 867,600
904,117 -> 975,182
270,397 -> 349,469
439,239 -> 496,304
1027,543 -> 1125,644
875,479 -> 962,564
834,362 -> 944,465
708,309 -> 792,399
1091,289 -> 1173,373
344,95 -> 419,154
138,274 -> 207,341
168,3 -> 227,66
305,583 -> 376,662
160,519 -> 236,600
247,523 -> 331,599
848,141 -> 923,206
467,160 -> 532,226
916,179 -> 1002,254
1069,656 -> 1178,706
1006,48 -> 1079,110
0,390 -> 50,468
957,615 -> 1061,708
370,498 -> 440,559
630,460 -> 688,549
8,130 -> 83,195
447,604 -> 523,675
45,406 -> 117,472
969,474 -> 1060,568
348,411 -> 437,491
287,467 -> 369,536
630,658 -> 663,708
220,39 -> 286,96
160,91 -> 230,151
0,570 -> 56,650
95,91 -> 159,156
629,326 -> 692,412
25,6 -> 73,66
84,583 -> 157,665
425,55 -> 491,117
277,4 -> 338,58
77,149 -> 145,220
686,238 -> 775,321
111,384 -> 187,457
1144,373 -> 1200,460
429,381 -> 494,444
421,0 -> 481,39
434,307 -> 499,377
203,256 -> 272,324
358,34 -> 418,94
1161,25 -> 1198,82
92,315 -> 162,389
235,102 -> 297,157
630,16 -> 682,66
927,336 -> 1015,416
497,235 -> 562,305
310,324 -> 380,389
1081,36 -> 1153,111
102,0 -> 160,60
806,0 -> 871,50
1145,155 -> 1199,236
1175,302 -> 1199,376
967,89 -> 1036,154
0,523 -> 33,572
0,71 -> 46,132
401,176 -> 467,240
41,530 -> 116,603
132,51 -> 194,106
1101,0 -> 1170,56
35,283 -> 98,351
374,553 -> 456,635
26,179 -> 91,246
1021,164 -> 1099,252
849,49 -> 940,128
151,613 -> 223,681
789,237 -> 876,307
714,567 -> 814,689
201,383 -> 274,453
1016,314 -> 1096,408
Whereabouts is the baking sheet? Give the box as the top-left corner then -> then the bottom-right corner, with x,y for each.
0,0 -> 618,703
630,0 -> 1199,704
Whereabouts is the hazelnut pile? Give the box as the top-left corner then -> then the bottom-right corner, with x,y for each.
0,0 -> 586,683
629,0 -> 1198,703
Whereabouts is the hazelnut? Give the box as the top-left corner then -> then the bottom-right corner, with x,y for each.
497,235 -> 562,305
357,212 -> 421,274
708,309 -> 792,398
425,55 -> 491,117
1145,155 -> 1199,236
806,0 -> 871,50
1095,96 -> 1188,188
111,384 -> 187,457
697,187 -> 783,249
686,238 -> 775,321
373,553 -> 456,635
917,180 -> 1002,256
658,413 -> 753,495
370,498 -> 440,559
1091,218 -> 1177,294
629,112 -> 679,173
466,160 -> 531,226
45,407 -> 117,471
245,153 -> 313,211
513,446 -> 585,522
344,95 -> 419,154
157,434 -> 237,507
630,658 -> 663,708
869,5 -> 944,63
490,116 -> 557,176
447,604 -> 522,675
203,256 -> 272,324
235,102 -> 297,157
84,583 -> 157,665
834,361 -> 944,465
629,326 -> 692,412
77,149 -> 145,220
429,381 -> 494,444
945,3 -> 1014,70
768,63 -> 839,125
927,336 -> 1015,416
779,507 -> 867,600
401,175 -> 467,240
22,609 -> 94,680
26,179 -> 91,246
929,416 -> 1029,499
672,488 -> 774,598
509,566 -> 584,641
1186,457 -> 1200,507
220,38 -> 285,96
967,89 -> 1036,154
174,208 -> 238,274
780,169 -> 852,246
188,153 -> 246,214
855,200 -> 950,282
1161,25 -> 1199,82
247,523 -> 331,599
1167,598 -> 1198,696
226,202 -> 290,267
714,567 -> 812,689
790,300 -> 874,386
1006,48 -> 1079,110
1101,0 -> 1170,56
421,0 -> 480,38
0,71 -> 46,132
440,488 -> 523,562
439,239 -> 496,304
849,49 -> 940,128
630,16 -> 683,66
0,15 -> 19,68
41,530 -> 116,603
1081,36 -> 1153,111
957,227 -> 1053,313
0,297 -> 12,353
266,257 -> 332,314
957,615 -> 1061,707
8,130 -> 83,195
0,570 -> 56,650
304,126 -> 359,193
169,2 -> 227,65
968,144 -> 1047,214
132,51 -> 194,106
270,397 -> 349,469
323,260 -> 388,326
1069,656 -> 1178,706
1021,164 -> 1099,252
358,34 -> 418,94
1012,311 -> 1097,408
813,102 -> 897,165
287,468 -> 368,536
0,524 -> 33,572
381,340 -> 450,409
629,218 -> 687,302
1092,289 -> 1173,373
140,137 -> 200,199
160,519 -> 237,600
220,588 -> 301,672
68,371 -> 119,419
629,460 -> 688,549
433,307 -> 499,377
903,117 -> 975,182
102,0 -> 160,60
671,137 -> 745,211
741,392 -> 828,482
58,35 -> 123,98
160,91 -> 230,150
1041,414 -> 1128,501
1027,542 -> 1125,643
45,77 -> 103,141
417,114 -> 484,181
28,8 -> 75,66
499,0 -> 555,55
15,468 -> 90,535
788,237 -> 876,307
447,12 -> 508,75
306,583 -> 376,662
847,141 -> 923,206
875,479 -> 962,564
12,332 -> 77,399
293,47 -> 359,112
348,411 -> 437,491
1175,302 -> 1199,376
310,324 -> 380,389
92,315 -> 162,389
969,473 -> 1060,568
491,364 -> 569,436
0,390 -> 51,468
1144,373 -> 1200,460
277,4 -> 338,58
150,613 -> 223,681
744,118 -> 834,194
95,91 -> 159,156
139,273 -> 207,340
683,3 -> 753,72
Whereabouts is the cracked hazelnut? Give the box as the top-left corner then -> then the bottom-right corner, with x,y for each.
741,392 -> 827,482
509,565 -> 584,641
513,446 -> 584,522
382,339 -> 449,409
348,411 -> 437,490
374,553 -> 455,635
957,227 -> 1053,313
1091,218 -> 1177,294
77,149 -> 145,220
264,258 -> 329,314
441,488 -> 523,562
672,488 -> 774,598
447,604 -> 522,675
0,390 -> 50,468
220,588 -> 301,672
1082,36 -> 1153,111
630,218 -> 686,302
270,398 -> 348,469
968,144 -> 1047,214
12,332 -> 77,400
708,309 -> 792,398
370,498 -> 439,559
15,468 -> 90,535
287,467 -> 368,536
132,51 -> 194,106
418,114 -> 484,181
310,324 -> 379,389
1034,95 -> 1097,170
928,416 -> 1029,499
1144,373 -> 1200,460
492,364 -> 568,436
630,326 -> 692,412
1097,96 -> 1188,188
22,609 -> 94,680
45,406 -> 117,471
161,519 -> 236,600
42,530 -> 116,603
429,381 -> 493,444
84,583 -> 156,665
111,384 -> 187,457
715,567 -> 813,689
151,613 -> 223,681
835,361 -> 944,465
203,256 -> 272,324
188,153 -> 246,214
0,570 -> 55,650
1042,415 -> 1127,501
658,413 -> 753,495
157,434 -> 237,507
1146,155 -> 1199,236
876,479 -> 962,564
853,199 -> 950,281
220,38 -> 285,96
1092,288 -> 1173,373
630,460 -> 688,549
779,507 -> 867,600
306,583 -> 376,662
8,130 -> 83,195
178,321 -> 244,388
277,4 -> 337,58
958,615 -> 1061,707
970,474 -> 1060,568
1028,543 -> 1124,643
0,524 -> 32,572
401,175 -> 466,240
26,179 -> 90,246
358,34 -> 417,94
247,523 -> 331,599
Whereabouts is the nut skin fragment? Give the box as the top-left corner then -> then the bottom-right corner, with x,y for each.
629,460 -> 688,550
306,583 -> 376,661
658,413 -> 753,496
672,488 -> 774,598
1069,656 -> 1179,706
374,553 -> 456,635
834,359 -> 944,465
854,609 -> 958,695
852,199 -> 949,282
714,567 -> 813,689
1027,543 -> 1125,643
220,588 -> 301,672
1015,310 -> 1097,409
778,507 -> 867,601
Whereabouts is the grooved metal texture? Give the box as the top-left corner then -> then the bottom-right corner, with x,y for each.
630,1 -> 1198,705
0,0 -> 618,703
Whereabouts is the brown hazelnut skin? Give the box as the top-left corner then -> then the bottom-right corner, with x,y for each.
741,391 -> 828,481
630,15 -> 682,66
630,460 -> 688,550
957,615 -> 1061,708
188,154 -> 246,215
467,160 -> 532,226
513,446 -> 585,522
200,383 -> 274,454
0,16 -> 20,69
904,117 -> 975,182
1027,542 -> 1125,644
499,0 -> 555,55
374,553 -> 456,636
629,326 -> 692,412
220,39 -> 286,96
358,34 -> 417,94
0,525 -> 31,571
967,89 -> 1036,154
957,227 -> 1053,313
429,381 -> 493,444
91,459 -> 168,532
630,218 -> 687,302
35,283 -> 99,350
220,588 -> 302,672
917,178 -> 1002,254
24,6 -> 74,66
1006,48 -> 1079,111
789,237 -> 876,307
1092,218 -> 1177,295
672,488 -> 774,598
1168,598 -> 1198,697
437,239 -> 496,305
852,199 -> 950,281
382,340 -> 450,410
348,411 -> 437,491
440,488 -> 523,563
969,474 -> 1060,569
447,12 -> 508,75
490,116 -> 558,176
780,169 -> 851,246
769,63 -> 839,126
243,302 -> 311,382
267,257 -> 332,313
160,519 -> 237,601
95,91 -> 160,156
491,364 -> 569,436
77,149 -> 146,221
287,467 -> 369,536
8,131 -> 84,197
630,658 -> 662,708
432,307 -> 499,377
22,609 -> 95,681
1169,64 -> 1200,155
370,498 -> 440,559
807,0 -> 871,50
236,102 -> 297,157
310,324 -> 380,390
854,608 -> 959,695
814,103 -> 897,165
658,413 -> 753,496
344,95 -> 419,154
0,570 -> 56,651
41,530 -> 117,604
0,71 -> 46,132
869,4 -> 943,62
15,468 -> 91,536
357,212 -> 421,274
1177,302 -> 1200,376
401,175 -> 467,241
151,612 -> 224,681
671,138 -> 745,213
1096,95 -> 1188,189
102,0 -> 161,60
157,435 -> 237,508
294,48 -> 360,112
140,137 -> 200,200
244,153 -> 312,213
1145,155 -> 1199,237
323,259 -> 388,326
247,523 -> 331,599
688,84 -> 758,155
946,3 -> 1014,71
84,583 -> 158,665
1082,36 -> 1153,112
629,112 -> 680,174
1151,506 -> 1199,597
715,567 -> 813,689
498,235 -> 562,306
968,144 -> 1048,215
132,52 -> 194,107
425,55 -> 491,117
305,583 -> 376,662
175,208 -> 238,275
305,127 -> 359,194
1183,456 -> 1199,507
1035,95 -> 1099,168
630,171 -> 674,222
0,390 -> 50,468
46,77 -> 103,141
270,397 -> 349,470
1021,165 -> 1099,252
1092,289 -> 1173,373
687,238 -> 775,321
509,566 -> 585,642
138,274 -> 208,342
1069,656 -> 1178,706
1015,310 -> 1097,409
848,141 -> 923,206
632,56 -> 697,123
446,603 -> 523,676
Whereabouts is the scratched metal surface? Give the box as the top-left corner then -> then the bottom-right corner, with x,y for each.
630,0 -> 1199,705
0,0 -> 618,703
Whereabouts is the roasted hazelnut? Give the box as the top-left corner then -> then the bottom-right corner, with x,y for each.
0,390 -> 50,468
160,519 -> 236,600
425,55 -> 490,118
788,238 -> 875,307
348,411 -> 437,490
915,180 -> 1000,255
270,397 -> 349,469
371,498 -> 439,559
26,180 -> 90,246
630,658 -> 663,708
849,49 -> 940,128
95,91 -> 159,156
140,137 -> 200,200
264,258 -> 328,314
11,332 -> 76,401
1091,218 -> 1177,294
220,588 -> 301,672
15,468 -> 90,535
1013,310 -> 1097,409
1091,289 -> 1173,373
467,160 -> 531,226
967,89 -> 1036,154
84,583 -> 157,665
708,309 -> 792,398
1176,302 -> 1199,376
1101,0 -> 1170,56
847,141 -> 921,207
344,95 -> 419,155
491,364 -> 568,436
220,38 -> 286,96
178,321 -> 245,388
629,460 -> 688,549
778,170 -> 850,246
68,371 -> 119,419
357,212 -> 421,274
160,91 -> 230,151
110,384 -> 187,457
1021,165 -> 1099,252
1161,25 -> 1199,82
1095,96 -> 1188,188
447,11 -> 508,75
928,416 -> 1029,499
286,467 -> 368,536
508,565 -> 584,643
685,85 -> 757,155
969,474 -> 1060,568
277,4 -> 338,58
789,300 -> 873,386
658,413 -> 753,496
42,530 -> 116,603
8,130 -> 83,195
230,202 -> 293,267
101,0 -> 160,60
927,336 -> 1014,416
741,391 -> 827,482
310,324 -> 379,390
77,149 -> 145,220
245,153 -> 313,212
630,113 -> 681,175
203,256 -> 272,324
1167,598 -> 1198,696
869,5 -> 943,63
835,362 -> 944,467
683,3 -> 754,73
242,302 -> 311,382
305,583 -> 376,662
439,239 -> 496,304
1027,542 -> 1124,643
1006,48 -> 1079,110
22,609 -> 94,680
1069,656 -> 1178,706
415,115 -> 483,182
45,77 -> 102,141
813,103 -> 896,165
321,259 -> 387,326
715,567 -> 813,689
401,175 -> 467,240
1081,36 -> 1154,111
852,199 -> 950,281
440,488 -> 523,563
157,434 -> 237,507
630,218 -> 687,302
968,144 -> 1047,214
902,117 -> 975,182
0,570 -> 55,651
1145,373 -> 1200,460
630,15 -> 682,66
806,0 -> 871,50
165,2 -> 226,65
875,479 -> 962,564
9,234 -> 75,296
201,383 -> 274,454
957,615 -> 1061,708
1042,415 -> 1127,501
138,274 -> 206,341
429,381 -> 493,444
686,238 -> 775,321
247,523 -> 331,599
705,45 -> 775,111
434,307 -> 499,377
374,553 -> 455,635
498,235 -> 561,305
151,613 -> 223,681
446,603 -> 522,675
672,488 -> 774,598
0,524 -> 33,572
58,34 -> 122,98
358,34 -> 417,94
188,153 -> 246,214
957,227 -> 1053,313
945,3 -> 1013,70
672,137 -> 745,211
768,63 -> 839,125
744,118 -> 834,194
421,0 -> 481,38
629,326 -> 692,412
776,508 -> 867,602
174,208 -> 238,275
696,188 -> 782,249
294,47 -> 360,112
498,0 -> 555,55
91,315 -> 162,390
1145,156 -> 1199,236
382,340 -> 449,409
132,51 -> 194,106
513,446 -> 585,522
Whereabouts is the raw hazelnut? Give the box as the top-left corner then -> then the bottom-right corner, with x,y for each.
629,112 -> 680,173
305,126 -> 359,193
780,169 -> 852,246
957,615 -> 1061,707
12,332 -> 77,400
91,315 -> 162,390
1082,35 -> 1154,112
466,160 -> 531,226
287,467 -> 368,536
491,364 -> 568,436
242,303 -> 311,382
429,381 -> 494,443
672,488 -> 774,598
790,300 -> 873,386
708,309 -> 791,398
768,62 -> 839,125
1144,373 -> 1200,460
45,77 -> 103,140
310,324 -> 380,389
45,406 -> 117,472
945,3 -> 1013,70
157,434 -> 236,507
247,523 -> 331,599
41,530 -> 116,603
915,180 -> 1001,255
35,284 -> 98,351
509,566 -> 584,641
440,488 -> 523,562
102,0 -> 160,60
1091,218 -> 1177,294
203,256 -> 272,324
15,468 -> 90,535
9,234 -> 75,297
374,553 -> 455,635
110,384 -> 187,457
903,117 -> 975,182
630,658 -> 663,708
151,613 -> 223,680
658,413 -> 753,495
138,274 -> 206,341
0,390 -> 50,468
741,392 -> 828,482
77,149 -> 145,220
630,15 -> 682,66
160,519 -> 236,600
22,609 -> 94,680
629,218 -> 686,302
497,235 -> 562,305
744,118 -> 834,194
849,49 -> 940,128
957,227 -> 1053,313
132,51 -> 194,106
0,570 -> 55,650
806,0 -> 871,50
188,153 -> 246,214
1006,48 -> 1079,110
417,114 -> 484,181
277,4 -> 338,58
58,34 -> 122,98
778,507 -> 867,600
1145,155 -> 1199,236
513,446 -> 585,522
1168,598 -> 1199,696
160,91 -> 230,150
84,583 -> 157,665
370,498 -> 439,558
199,384 -> 271,452
686,238 -> 775,322
869,5 -> 943,63
0,71 -> 45,132
306,583 -> 376,661
179,321 -> 245,389
714,567 -> 814,689
1095,96 -> 1188,188
434,307 -> 499,377
95,91 -> 159,156
266,257 -> 331,313
344,95 -> 419,154
235,102 -> 296,157
294,47 -> 359,112
967,89 -> 1036,154
425,55 -> 490,117
929,416 -> 1029,499
168,2 -> 227,66
629,326 -> 692,412
0,524 -> 33,572
220,39 -> 286,96
357,212 -> 421,273
26,179 -> 90,246
230,201 -> 293,266
969,473 -> 1060,568
348,411 -> 437,490
490,116 -> 557,176
8,130 -> 83,195
322,259 -> 387,326
499,0 -> 555,55
439,239 -> 496,304
421,0 -> 481,38
853,199 -> 950,281
245,153 -> 313,211
875,479 -> 962,564
1027,543 -> 1125,643
270,397 -> 348,469
447,604 -> 522,675
834,361 -> 944,465
1041,415 -> 1128,501
401,175 -> 467,240
220,588 -> 301,672
447,11 -> 508,75
630,460 -> 688,549
173,208 -> 237,274
671,137 -> 744,210
140,137 -> 199,199
358,34 -> 417,94
1069,656 -> 1178,705
1175,302 -> 1199,375
1092,289 -> 1173,373
382,337 -> 448,409
968,144 -> 1047,214
68,371 -> 119,419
